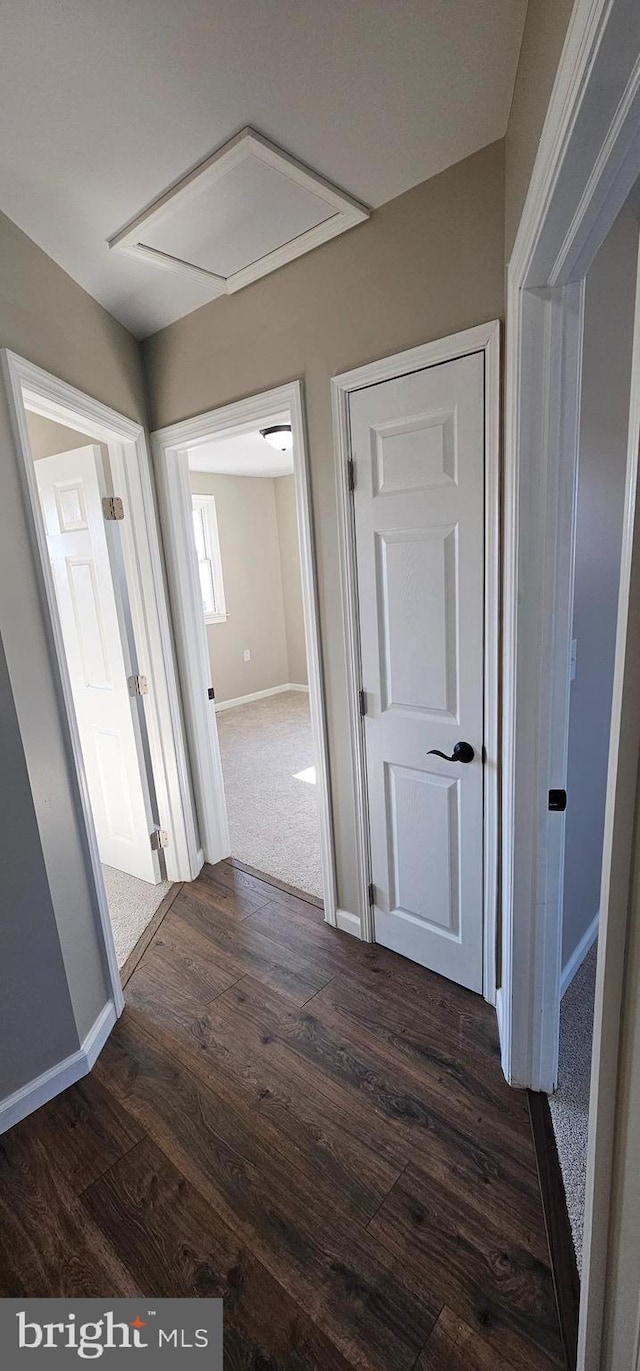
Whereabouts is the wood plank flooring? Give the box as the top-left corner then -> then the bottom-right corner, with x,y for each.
0,860 -> 565,1369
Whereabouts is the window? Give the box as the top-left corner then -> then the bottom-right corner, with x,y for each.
191,494 -> 226,623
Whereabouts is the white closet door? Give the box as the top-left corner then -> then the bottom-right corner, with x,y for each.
350,351 -> 485,991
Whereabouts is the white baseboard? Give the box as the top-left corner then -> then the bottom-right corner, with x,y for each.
561,910 -> 599,998
336,907 -> 362,938
215,682 -> 309,712
0,998 -> 117,1135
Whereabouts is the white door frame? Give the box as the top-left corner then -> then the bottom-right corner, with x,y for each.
331,320 -> 501,997
1,353 -> 198,990
501,0 -> 640,1086
500,0 -> 640,1364
151,380 -> 338,921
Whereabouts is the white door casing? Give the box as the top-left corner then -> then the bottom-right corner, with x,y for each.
35,446 -> 160,883
350,352 -> 485,991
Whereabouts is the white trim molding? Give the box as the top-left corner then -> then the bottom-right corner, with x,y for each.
561,911 -> 599,998
152,381 -> 338,925
109,127 -> 369,297
501,1 -> 640,1087
336,908 -> 363,938
331,320 -> 501,986
214,683 -> 309,712
0,1000 -> 116,1136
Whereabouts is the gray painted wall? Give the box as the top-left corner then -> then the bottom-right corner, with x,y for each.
562,205 -> 639,968
190,470 -> 290,703
504,0 -> 574,261
189,471 -> 307,702
0,636 -> 78,1096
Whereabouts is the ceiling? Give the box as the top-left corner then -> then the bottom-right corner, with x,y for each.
188,429 -> 294,480
0,0 -> 527,339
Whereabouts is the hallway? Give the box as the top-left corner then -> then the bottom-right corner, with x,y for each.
0,861 -> 563,1369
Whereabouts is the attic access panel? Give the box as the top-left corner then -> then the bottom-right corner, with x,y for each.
108,128 -> 369,296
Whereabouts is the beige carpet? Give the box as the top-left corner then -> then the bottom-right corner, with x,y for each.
216,689 -> 322,899
102,864 -> 172,968
549,940 -> 598,1273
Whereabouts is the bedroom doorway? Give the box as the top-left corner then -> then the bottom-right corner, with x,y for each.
190,421 -> 320,898
153,382 -> 337,917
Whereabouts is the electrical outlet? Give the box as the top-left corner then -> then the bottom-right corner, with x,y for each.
243,649 -> 251,662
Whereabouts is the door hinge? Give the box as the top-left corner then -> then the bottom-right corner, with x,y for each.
208,686 -> 215,701
359,689 -> 367,717
368,882 -> 375,906
150,826 -> 169,851
127,674 -> 148,697
347,458 -> 356,493
548,789 -> 567,812
102,495 -> 124,521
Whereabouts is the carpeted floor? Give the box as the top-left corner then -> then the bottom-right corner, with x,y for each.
216,689 -> 322,899
549,940 -> 598,1273
102,864 -> 172,968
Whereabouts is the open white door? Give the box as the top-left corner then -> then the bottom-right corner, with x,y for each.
350,351 -> 485,992
35,445 -> 161,883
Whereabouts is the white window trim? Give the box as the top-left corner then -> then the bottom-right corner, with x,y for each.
191,493 -> 227,624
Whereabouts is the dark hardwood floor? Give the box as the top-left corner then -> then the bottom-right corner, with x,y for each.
0,861 -> 565,1369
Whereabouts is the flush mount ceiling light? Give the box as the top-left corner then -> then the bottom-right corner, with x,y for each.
108,127 -> 369,298
260,424 -> 293,452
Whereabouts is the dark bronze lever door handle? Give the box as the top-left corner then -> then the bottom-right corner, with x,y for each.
427,741 -> 475,764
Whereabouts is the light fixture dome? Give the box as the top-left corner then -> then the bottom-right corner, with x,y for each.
260,424 -> 293,452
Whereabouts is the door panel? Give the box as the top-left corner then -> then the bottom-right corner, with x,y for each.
387,762 -> 460,931
377,525 -> 458,717
36,446 -> 160,883
350,352 -> 484,991
66,557 -> 112,687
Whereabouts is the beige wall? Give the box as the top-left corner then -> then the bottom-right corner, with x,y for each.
145,140 -> 505,915
504,0 -> 575,260
562,206 -> 639,968
190,471 -> 290,703
602,787 -> 640,1367
0,210 -> 148,1101
0,210 -> 146,421
275,475 -> 307,687
26,412 -> 96,460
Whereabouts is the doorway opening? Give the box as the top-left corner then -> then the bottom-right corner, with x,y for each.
548,201 -> 640,1275
25,410 -> 173,966
152,382 -> 337,917
2,352 -> 194,992
500,5 -> 640,1356
189,419 -> 321,898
